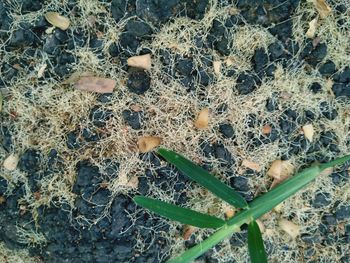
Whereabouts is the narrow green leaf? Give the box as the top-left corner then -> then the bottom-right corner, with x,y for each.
157,148 -> 248,209
319,155 -> 350,170
167,155 -> 350,262
134,196 -> 225,229
248,220 -> 267,263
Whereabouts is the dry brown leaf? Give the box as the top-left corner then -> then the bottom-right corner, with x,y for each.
75,76 -> 116,93
45,12 -> 71,30
137,136 -> 162,153
306,18 -> 318,38
267,160 -> 294,181
3,154 -> 19,171
194,108 -> 209,129
127,54 -> 151,70
302,124 -> 314,142
213,61 -> 221,75
279,219 -> 300,239
241,159 -> 261,172
313,0 -> 332,19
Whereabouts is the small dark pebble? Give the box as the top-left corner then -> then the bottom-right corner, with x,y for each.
175,58 -> 194,76
216,103 -> 228,114
320,101 -> 338,120
66,131 -> 81,149
329,171 -> 349,186
321,214 -> 337,226
252,47 -> 268,75
319,130 -> 337,146
230,230 -> 248,247
122,109 -> 143,130
266,96 -> 278,112
268,41 -> 285,61
18,149 -> 41,173
332,83 -> 350,99
309,82 -> 322,93
312,192 -> 331,208
336,205 -> 350,221
218,123 -> 235,139
319,60 -> 336,77
82,128 -> 100,142
98,93 -> 113,103
1,126 -> 13,152
235,73 -> 257,95
301,234 -> 321,244
126,20 -> 153,38
89,106 -> 113,127
119,32 -> 140,54
127,68 -> 151,94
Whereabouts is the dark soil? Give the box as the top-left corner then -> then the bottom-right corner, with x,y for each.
0,0 -> 349,263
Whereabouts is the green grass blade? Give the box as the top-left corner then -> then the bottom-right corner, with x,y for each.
134,196 -> 225,229
167,155 -> 350,262
248,220 -> 267,263
157,148 -> 248,209
167,223 -> 241,263
319,155 -> 350,170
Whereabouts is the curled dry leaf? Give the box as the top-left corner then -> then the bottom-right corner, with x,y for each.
302,124 -> 314,142
213,61 -> 221,75
75,76 -> 116,93
194,108 -> 209,129
127,54 -> 151,70
44,12 -> 71,30
278,219 -> 300,239
3,154 -> 19,171
306,18 -> 318,38
137,136 -> 162,153
267,160 -> 294,181
241,159 -> 261,172
313,0 -> 332,19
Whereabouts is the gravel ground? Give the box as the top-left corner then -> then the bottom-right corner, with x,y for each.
0,0 -> 350,263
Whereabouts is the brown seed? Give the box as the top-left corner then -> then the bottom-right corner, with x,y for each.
137,136 -> 162,153
3,154 -> 19,171
127,54 -> 151,70
194,108 -> 209,129
44,12 -> 71,30
302,124 -> 314,142
241,159 -> 261,172
306,18 -> 318,39
262,124 -> 272,135
267,160 -> 294,181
